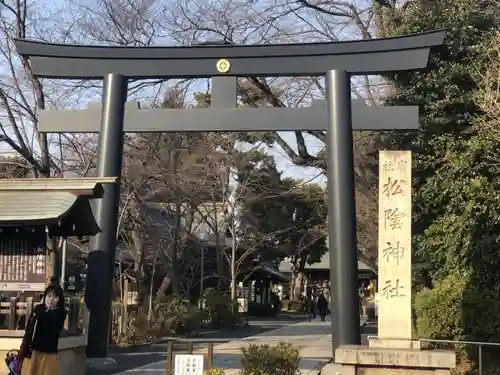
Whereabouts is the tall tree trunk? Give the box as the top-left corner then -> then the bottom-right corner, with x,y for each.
230,218 -> 237,302
291,270 -> 298,300
214,209 -> 224,291
131,229 -> 146,303
156,141 -> 182,299
155,275 -> 172,303
299,273 -> 306,298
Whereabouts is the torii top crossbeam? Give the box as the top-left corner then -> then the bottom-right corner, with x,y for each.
14,31 -> 444,79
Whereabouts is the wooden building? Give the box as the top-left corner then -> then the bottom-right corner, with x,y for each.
279,252 -> 377,300
0,177 -> 114,331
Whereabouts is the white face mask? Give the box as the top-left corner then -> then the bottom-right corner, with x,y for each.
44,291 -> 59,309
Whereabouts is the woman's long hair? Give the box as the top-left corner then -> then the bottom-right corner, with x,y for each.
42,277 -> 65,309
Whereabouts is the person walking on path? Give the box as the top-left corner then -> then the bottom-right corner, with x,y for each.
317,293 -> 328,321
306,292 -> 317,321
17,280 -> 67,375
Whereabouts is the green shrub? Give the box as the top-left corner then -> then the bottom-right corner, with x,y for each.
461,282 -> 500,344
203,289 -> 244,329
240,342 -> 300,375
247,302 -> 277,317
111,296 -> 209,345
414,273 -> 467,341
415,272 -> 500,374
415,273 -> 500,343
138,296 -> 207,337
205,369 -> 225,375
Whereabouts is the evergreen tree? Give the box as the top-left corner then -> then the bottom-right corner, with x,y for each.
383,0 -> 500,347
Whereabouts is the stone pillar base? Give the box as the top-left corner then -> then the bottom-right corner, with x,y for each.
325,344 -> 456,375
367,337 -> 430,350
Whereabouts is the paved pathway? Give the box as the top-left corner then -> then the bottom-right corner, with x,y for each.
110,317 -> 367,375
87,315 -> 306,375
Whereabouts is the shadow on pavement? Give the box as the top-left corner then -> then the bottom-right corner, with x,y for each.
87,316 -> 377,375
87,314 -> 306,375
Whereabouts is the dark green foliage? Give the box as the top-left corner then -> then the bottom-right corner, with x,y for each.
415,133 -> 500,285
203,289 -> 246,329
416,271 -> 500,343
382,0 -> 500,350
234,150 -> 328,269
235,151 -> 292,257
382,0 -> 499,191
247,302 -> 277,317
127,296 -> 207,338
280,180 -> 328,272
414,273 -> 467,341
415,272 -> 500,373
240,342 -> 300,375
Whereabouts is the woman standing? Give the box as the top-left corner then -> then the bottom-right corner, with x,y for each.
18,280 -> 67,375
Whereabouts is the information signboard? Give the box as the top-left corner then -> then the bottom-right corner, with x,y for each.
174,354 -> 204,375
0,236 -> 47,292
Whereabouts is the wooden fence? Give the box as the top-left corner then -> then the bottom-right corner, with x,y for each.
0,297 -> 82,335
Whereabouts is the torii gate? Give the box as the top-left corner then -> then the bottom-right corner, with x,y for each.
15,30 -> 444,358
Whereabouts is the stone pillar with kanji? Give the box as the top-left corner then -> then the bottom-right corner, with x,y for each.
377,150 -> 412,340
328,150 -> 456,375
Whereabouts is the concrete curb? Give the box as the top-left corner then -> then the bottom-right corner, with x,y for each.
86,357 -> 119,371
108,329 -> 224,352
302,317 -> 368,375
303,360 -> 330,375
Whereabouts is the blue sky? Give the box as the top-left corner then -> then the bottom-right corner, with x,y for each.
1,0 -> 381,185
181,78 -> 326,184
246,132 -> 325,184
0,94 -> 326,184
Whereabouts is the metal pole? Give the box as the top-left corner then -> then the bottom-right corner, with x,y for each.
85,73 -> 128,358
479,344 -> 483,375
325,70 -> 361,357
50,234 -> 61,284
166,341 -> 173,375
199,246 -> 204,309
231,217 -> 237,301
61,238 -> 67,289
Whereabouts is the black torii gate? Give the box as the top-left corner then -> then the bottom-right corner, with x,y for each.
15,30 -> 444,359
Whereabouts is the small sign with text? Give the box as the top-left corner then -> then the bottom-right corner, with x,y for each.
174,354 -> 204,375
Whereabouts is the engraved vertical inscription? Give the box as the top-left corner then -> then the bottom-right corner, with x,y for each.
382,241 -> 405,266
381,279 -> 406,299
378,151 -> 412,340
384,208 -> 406,230
382,177 -> 406,198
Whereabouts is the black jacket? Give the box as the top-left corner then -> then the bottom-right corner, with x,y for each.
24,304 -> 67,354
317,295 -> 328,309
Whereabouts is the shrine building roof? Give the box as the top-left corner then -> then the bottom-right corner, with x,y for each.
0,177 -> 116,236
